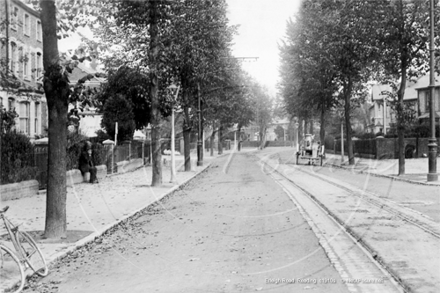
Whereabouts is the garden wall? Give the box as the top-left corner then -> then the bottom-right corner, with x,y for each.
0,180 -> 39,201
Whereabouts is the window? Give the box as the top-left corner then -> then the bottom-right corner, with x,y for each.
35,102 -> 40,134
8,98 -> 15,111
10,7 -> 18,31
36,52 -> 42,78
36,20 -> 42,42
24,14 -> 30,36
19,102 -> 30,134
23,50 -> 29,79
10,42 -> 17,75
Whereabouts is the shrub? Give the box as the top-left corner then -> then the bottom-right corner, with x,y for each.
101,94 -> 136,143
1,131 -> 38,184
92,143 -> 107,166
358,132 -> 376,139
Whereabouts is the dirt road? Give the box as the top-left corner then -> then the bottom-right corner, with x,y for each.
24,152 -> 349,293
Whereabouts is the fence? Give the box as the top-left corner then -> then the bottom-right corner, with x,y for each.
103,141 -> 151,174
325,136 -> 440,159
1,140 -> 153,189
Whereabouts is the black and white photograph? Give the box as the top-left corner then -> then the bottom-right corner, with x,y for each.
1,0 -> 439,292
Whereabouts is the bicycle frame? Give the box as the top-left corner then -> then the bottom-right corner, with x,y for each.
0,213 -> 26,264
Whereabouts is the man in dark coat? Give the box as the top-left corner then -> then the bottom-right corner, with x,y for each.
79,141 -> 98,183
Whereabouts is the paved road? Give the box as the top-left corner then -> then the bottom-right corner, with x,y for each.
24,152 -> 349,293
277,150 -> 440,222
260,149 -> 439,292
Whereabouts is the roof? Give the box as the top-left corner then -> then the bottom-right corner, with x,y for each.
371,73 -> 440,102
11,0 -> 40,18
69,63 -> 106,89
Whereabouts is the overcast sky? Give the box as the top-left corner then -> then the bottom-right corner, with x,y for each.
226,0 -> 301,96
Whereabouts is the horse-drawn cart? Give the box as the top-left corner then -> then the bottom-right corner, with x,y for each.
296,134 -> 325,166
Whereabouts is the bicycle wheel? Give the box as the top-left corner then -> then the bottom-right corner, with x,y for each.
0,244 -> 25,293
15,232 -> 48,277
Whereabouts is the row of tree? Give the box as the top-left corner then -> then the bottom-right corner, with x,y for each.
279,0 -> 439,171
24,0 -> 273,239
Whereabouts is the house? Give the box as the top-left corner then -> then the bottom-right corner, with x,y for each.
266,118 -> 290,141
368,80 -> 418,134
68,62 -> 106,137
0,0 -> 47,139
413,74 -> 440,123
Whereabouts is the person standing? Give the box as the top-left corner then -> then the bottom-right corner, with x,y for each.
79,141 -> 98,183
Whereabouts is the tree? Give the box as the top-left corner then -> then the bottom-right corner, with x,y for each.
97,66 -> 151,130
161,0 -> 237,170
39,0 -> 70,239
113,0 -> 174,186
279,10 -> 338,145
249,81 -> 272,149
374,0 -> 438,175
35,0 -> 105,239
101,94 -> 136,142
281,0 -> 381,164
0,107 -> 18,133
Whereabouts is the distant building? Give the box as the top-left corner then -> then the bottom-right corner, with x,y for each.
413,74 -> 440,123
368,80 -> 419,134
68,62 -> 106,137
0,0 -> 47,138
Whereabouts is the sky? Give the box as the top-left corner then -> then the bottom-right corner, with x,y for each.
226,0 -> 301,96
59,0 -> 301,96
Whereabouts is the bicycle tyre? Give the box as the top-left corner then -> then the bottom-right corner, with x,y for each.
16,231 -> 48,277
0,244 -> 25,293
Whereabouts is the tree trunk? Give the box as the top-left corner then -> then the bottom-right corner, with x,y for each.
149,0 -> 162,186
320,106 -> 326,144
218,124 -> 223,155
210,125 -> 217,156
238,126 -> 242,151
40,0 -> 67,239
310,119 -> 314,136
259,126 -> 266,149
397,67 -> 408,175
344,78 -> 355,165
182,105 -> 191,171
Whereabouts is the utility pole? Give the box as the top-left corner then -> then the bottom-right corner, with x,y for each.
427,0 -> 438,182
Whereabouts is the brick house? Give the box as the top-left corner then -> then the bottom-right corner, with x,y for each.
0,0 -> 47,139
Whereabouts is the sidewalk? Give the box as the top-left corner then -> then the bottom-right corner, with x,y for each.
0,148 -> 251,284
324,152 -> 440,185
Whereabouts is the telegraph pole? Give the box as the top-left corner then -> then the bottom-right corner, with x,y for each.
427,0 -> 438,182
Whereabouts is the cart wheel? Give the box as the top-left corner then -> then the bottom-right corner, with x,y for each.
296,153 -> 299,165
320,156 -> 323,166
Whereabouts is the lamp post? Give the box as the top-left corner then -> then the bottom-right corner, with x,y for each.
427,0 -> 438,182
294,120 -> 299,152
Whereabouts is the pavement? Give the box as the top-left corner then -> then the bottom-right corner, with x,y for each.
323,152 -> 440,185
1,146 -> 439,287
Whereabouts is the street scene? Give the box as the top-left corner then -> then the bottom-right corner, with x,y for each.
1,0 -> 440,293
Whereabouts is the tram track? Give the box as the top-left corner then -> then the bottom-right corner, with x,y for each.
291,161 -> 440,239
259,152 -> 440,293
